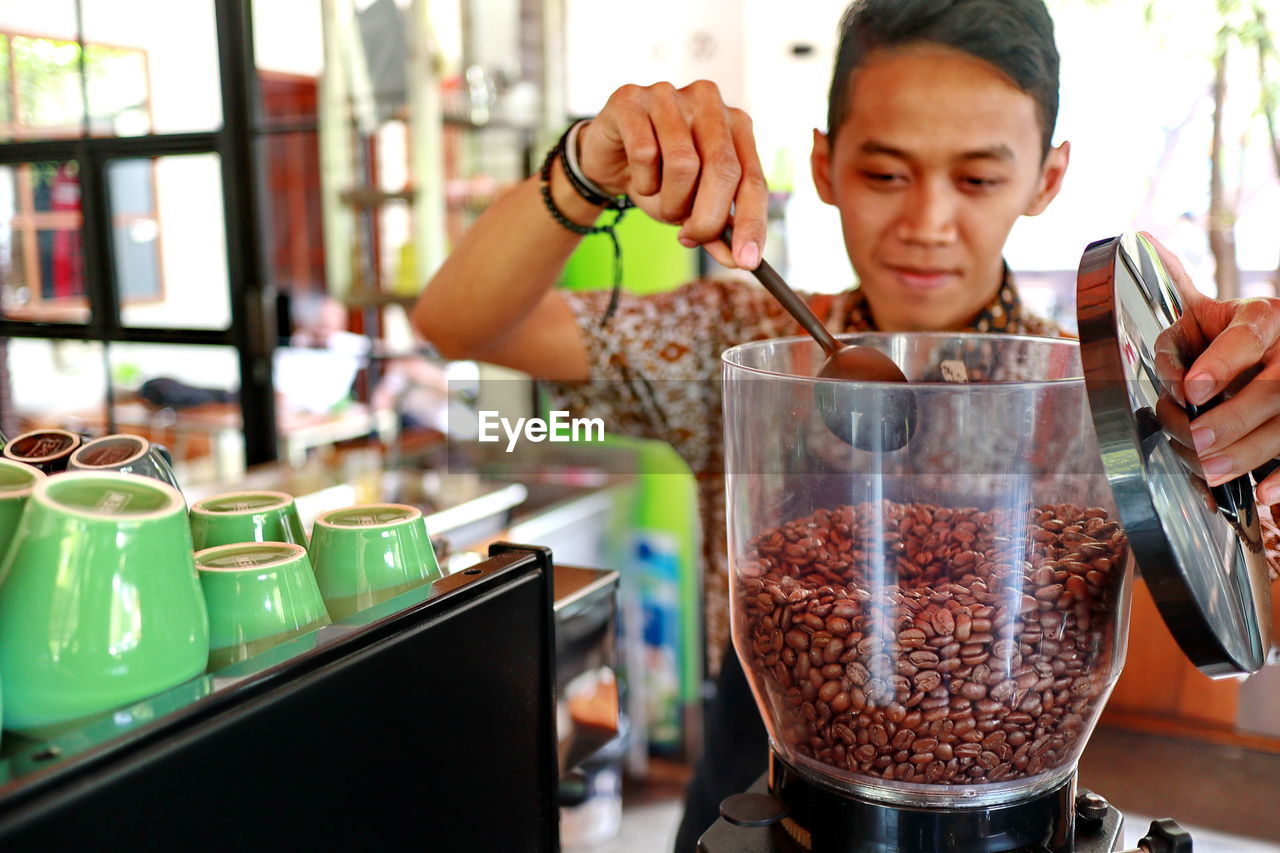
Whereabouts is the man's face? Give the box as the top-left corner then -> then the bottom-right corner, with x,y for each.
811,44 -> 1069,331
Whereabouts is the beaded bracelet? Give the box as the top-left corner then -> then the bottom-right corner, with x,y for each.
539,121 -> 633,326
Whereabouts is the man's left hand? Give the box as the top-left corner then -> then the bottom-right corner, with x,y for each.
1147,233 -> 1280,505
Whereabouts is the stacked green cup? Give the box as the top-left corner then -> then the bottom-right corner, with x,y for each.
0,459 -> 44,560
309,504 -> 440,619
190,490 -> 308,550
0,459 -> 39,744
0,472 -> 208,737
196,542 -> 331,670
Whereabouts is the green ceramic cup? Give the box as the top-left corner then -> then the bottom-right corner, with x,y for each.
309,504 -> 440,620
196,541 -> 331,671
0,472 -> 209,737
0,460 -> 45,560
189,490 -> 307,551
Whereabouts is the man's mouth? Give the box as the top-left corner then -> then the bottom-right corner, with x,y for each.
885,265 -> 960,291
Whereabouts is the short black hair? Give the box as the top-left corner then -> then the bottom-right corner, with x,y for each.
827,0 -> 1060,156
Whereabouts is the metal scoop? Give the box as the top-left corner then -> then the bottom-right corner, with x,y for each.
724,233 -> 915,450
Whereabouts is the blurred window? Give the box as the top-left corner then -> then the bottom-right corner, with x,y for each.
0,31 -> 160,322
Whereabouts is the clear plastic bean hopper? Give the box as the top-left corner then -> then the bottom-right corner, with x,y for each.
700,233 -> 1274,853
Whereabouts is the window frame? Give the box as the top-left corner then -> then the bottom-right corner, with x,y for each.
0,0 -> 277,465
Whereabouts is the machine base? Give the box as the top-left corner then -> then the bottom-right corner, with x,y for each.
699,752 -> 1129,853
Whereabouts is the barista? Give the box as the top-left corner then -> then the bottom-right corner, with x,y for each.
413,0 -> 1280,848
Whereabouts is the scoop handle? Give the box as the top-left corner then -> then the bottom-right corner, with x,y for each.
722,227 -> 841,357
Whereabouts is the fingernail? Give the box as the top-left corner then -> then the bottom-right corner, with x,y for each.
1201,455 -> 1233,478
1259,484 -> 1277,505
1190,428 -> 1215,454
739,241 -> 761,270
677,234 -> 697,248
1185,371 -> 1215,405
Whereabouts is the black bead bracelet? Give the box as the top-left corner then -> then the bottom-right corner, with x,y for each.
539,121 -> 633,326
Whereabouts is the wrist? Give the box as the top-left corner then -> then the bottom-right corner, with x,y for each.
536,121 -> 633,328
559,119 -> 633,212
548,155 -> 604,228
567,120 -> 620,200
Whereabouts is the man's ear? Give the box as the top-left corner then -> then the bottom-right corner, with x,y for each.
1024,140 -> 1070,216
811,128 -> 836,205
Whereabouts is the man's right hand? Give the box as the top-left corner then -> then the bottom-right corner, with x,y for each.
577,80 -> 768,270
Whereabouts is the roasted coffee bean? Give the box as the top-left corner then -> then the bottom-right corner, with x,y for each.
990,679 -> 1018,702
907,649 -> 940,668
938,641 -> 962,660
828,617 -> 853,636
932,609 -> 956,635
741,500 -> 1126,786
846,661 -> 870,685
899,627 -> 927,648
914,670 -> 943,692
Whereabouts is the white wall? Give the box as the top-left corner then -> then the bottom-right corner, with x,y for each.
0,2 -> 77,46
7,338 -> 105,419
563,0 -> 745,117
254,0 -> 326,77
120,153 -> 232,330
77,0 -> 223,135
742,0 -> 849,290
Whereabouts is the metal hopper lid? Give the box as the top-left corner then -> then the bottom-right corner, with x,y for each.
1076,232 -> 1273,677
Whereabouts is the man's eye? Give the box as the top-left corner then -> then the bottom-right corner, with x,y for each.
960,176 -> 1005,191
862,171 -> 906,186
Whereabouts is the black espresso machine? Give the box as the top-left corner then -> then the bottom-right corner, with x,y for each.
0,544 -> 580,851
703,233 -> 1274,852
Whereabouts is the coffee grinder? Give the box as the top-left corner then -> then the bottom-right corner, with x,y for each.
703,234 -> 1273,852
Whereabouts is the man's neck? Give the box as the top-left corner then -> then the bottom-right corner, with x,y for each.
864,294 -> 1002,332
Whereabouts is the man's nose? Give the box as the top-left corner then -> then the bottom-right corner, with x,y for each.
895,181 -> 958,246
